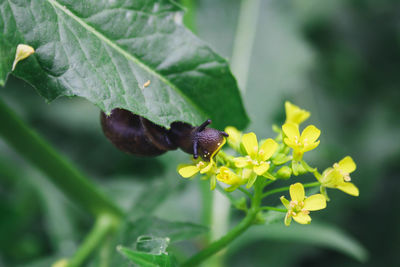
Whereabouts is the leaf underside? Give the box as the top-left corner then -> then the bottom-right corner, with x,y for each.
0,0 -> 248,129
118,246 -> 177,267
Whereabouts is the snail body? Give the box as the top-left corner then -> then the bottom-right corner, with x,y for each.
100,109 -> 228,161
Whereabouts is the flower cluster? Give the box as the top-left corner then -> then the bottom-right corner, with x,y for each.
177,101 -> 359,226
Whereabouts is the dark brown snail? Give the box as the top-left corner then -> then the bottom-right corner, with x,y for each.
100,108 -> 228,161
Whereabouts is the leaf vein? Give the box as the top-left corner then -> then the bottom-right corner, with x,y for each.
45,0 -> 206,119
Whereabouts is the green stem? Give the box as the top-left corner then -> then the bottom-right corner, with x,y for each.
0,99 -> 123,218
199,179 -> 213,229
262,182 -> 321,199
231,0 -> 261,93
237,187 -> 252,199
98,235 -> 113,267
67,214 -> 117,267
262,180 -> 275,188
260,206 -> 286,213
182,209 -> 258,267
182,0 -> 196,32
182,178 -> 263,267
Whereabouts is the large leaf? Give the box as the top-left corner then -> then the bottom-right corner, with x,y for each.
228,222 -> 368,262
117,246 -> 178,267
125,216 -> 208,243
0,0 -> 248,129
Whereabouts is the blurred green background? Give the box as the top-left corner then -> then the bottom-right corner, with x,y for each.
1,0 -> 399,266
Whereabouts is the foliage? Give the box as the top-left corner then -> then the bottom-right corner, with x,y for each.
0,0 -> 248,129
1,0 -> 396,266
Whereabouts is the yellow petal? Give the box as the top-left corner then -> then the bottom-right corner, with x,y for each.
337,156 -> 356,174
216,167 -> 242,185
234,157 -> 249,168
303,194 -> 327,211
241,132 -> 258,158
285,101 -> 310,125
253,162 -> 270,176
337,183 -> 359,196
225,126 -> 241,145
282,123 -> 300,140
200,160 -> 214,174
321,169 -> 343,187
285,101 -> 294,115
240,168 -> 253,180
290,183 -> 305,202
12,44 -> 35,71
302,140 -> 320,152
293,212 -> 311,224
178,165 -> 199,178
300,125 -> 321,144
284,212 -> 292,226
246,172 -> 258,188
280,196 -> 290,209
283,138 -> 298,149
259,139 -> 278,161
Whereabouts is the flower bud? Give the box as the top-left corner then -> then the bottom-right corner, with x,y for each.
234,197 -> 247,211
277,166 -> 292,179
272,153 -> 291,165
292,160 -> 307,176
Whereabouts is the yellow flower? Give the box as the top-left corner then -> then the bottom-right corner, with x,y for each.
216,166 -> 244,192
225,126 -> 242,151
280,183 -> 326,226
233,133 -> 278,187
285,101 -> 310,125
282,123 -> 320,161
319,156 -> 359,196
178,159 -> 217,190
177,159 -> 215,177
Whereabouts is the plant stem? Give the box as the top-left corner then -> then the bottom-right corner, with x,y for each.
182,0 -> 196,33
237,187 -> 252,199
187,0 -> 262,265
0,99 -> 123,218
67,214 -> 117,267
231,0 -> 261,93
260,206 -> 286,213
182,178 -> 263,267
262,180 -> 275,188
182,209 -> 257,267
262,181 -> 321,199
199,179 -> 213,231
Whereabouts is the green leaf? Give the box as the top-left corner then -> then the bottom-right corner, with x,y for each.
0,34 -> 15,86
0,0 -> 248,129
108,214 -> 207,266
117,246 -> 178,267
135,235 -> 170,255
228,222 -> 368,262
129,180 -> 175,221
126,216 -> 208,243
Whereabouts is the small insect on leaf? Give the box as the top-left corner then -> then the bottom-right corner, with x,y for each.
12,44 -> 35,71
